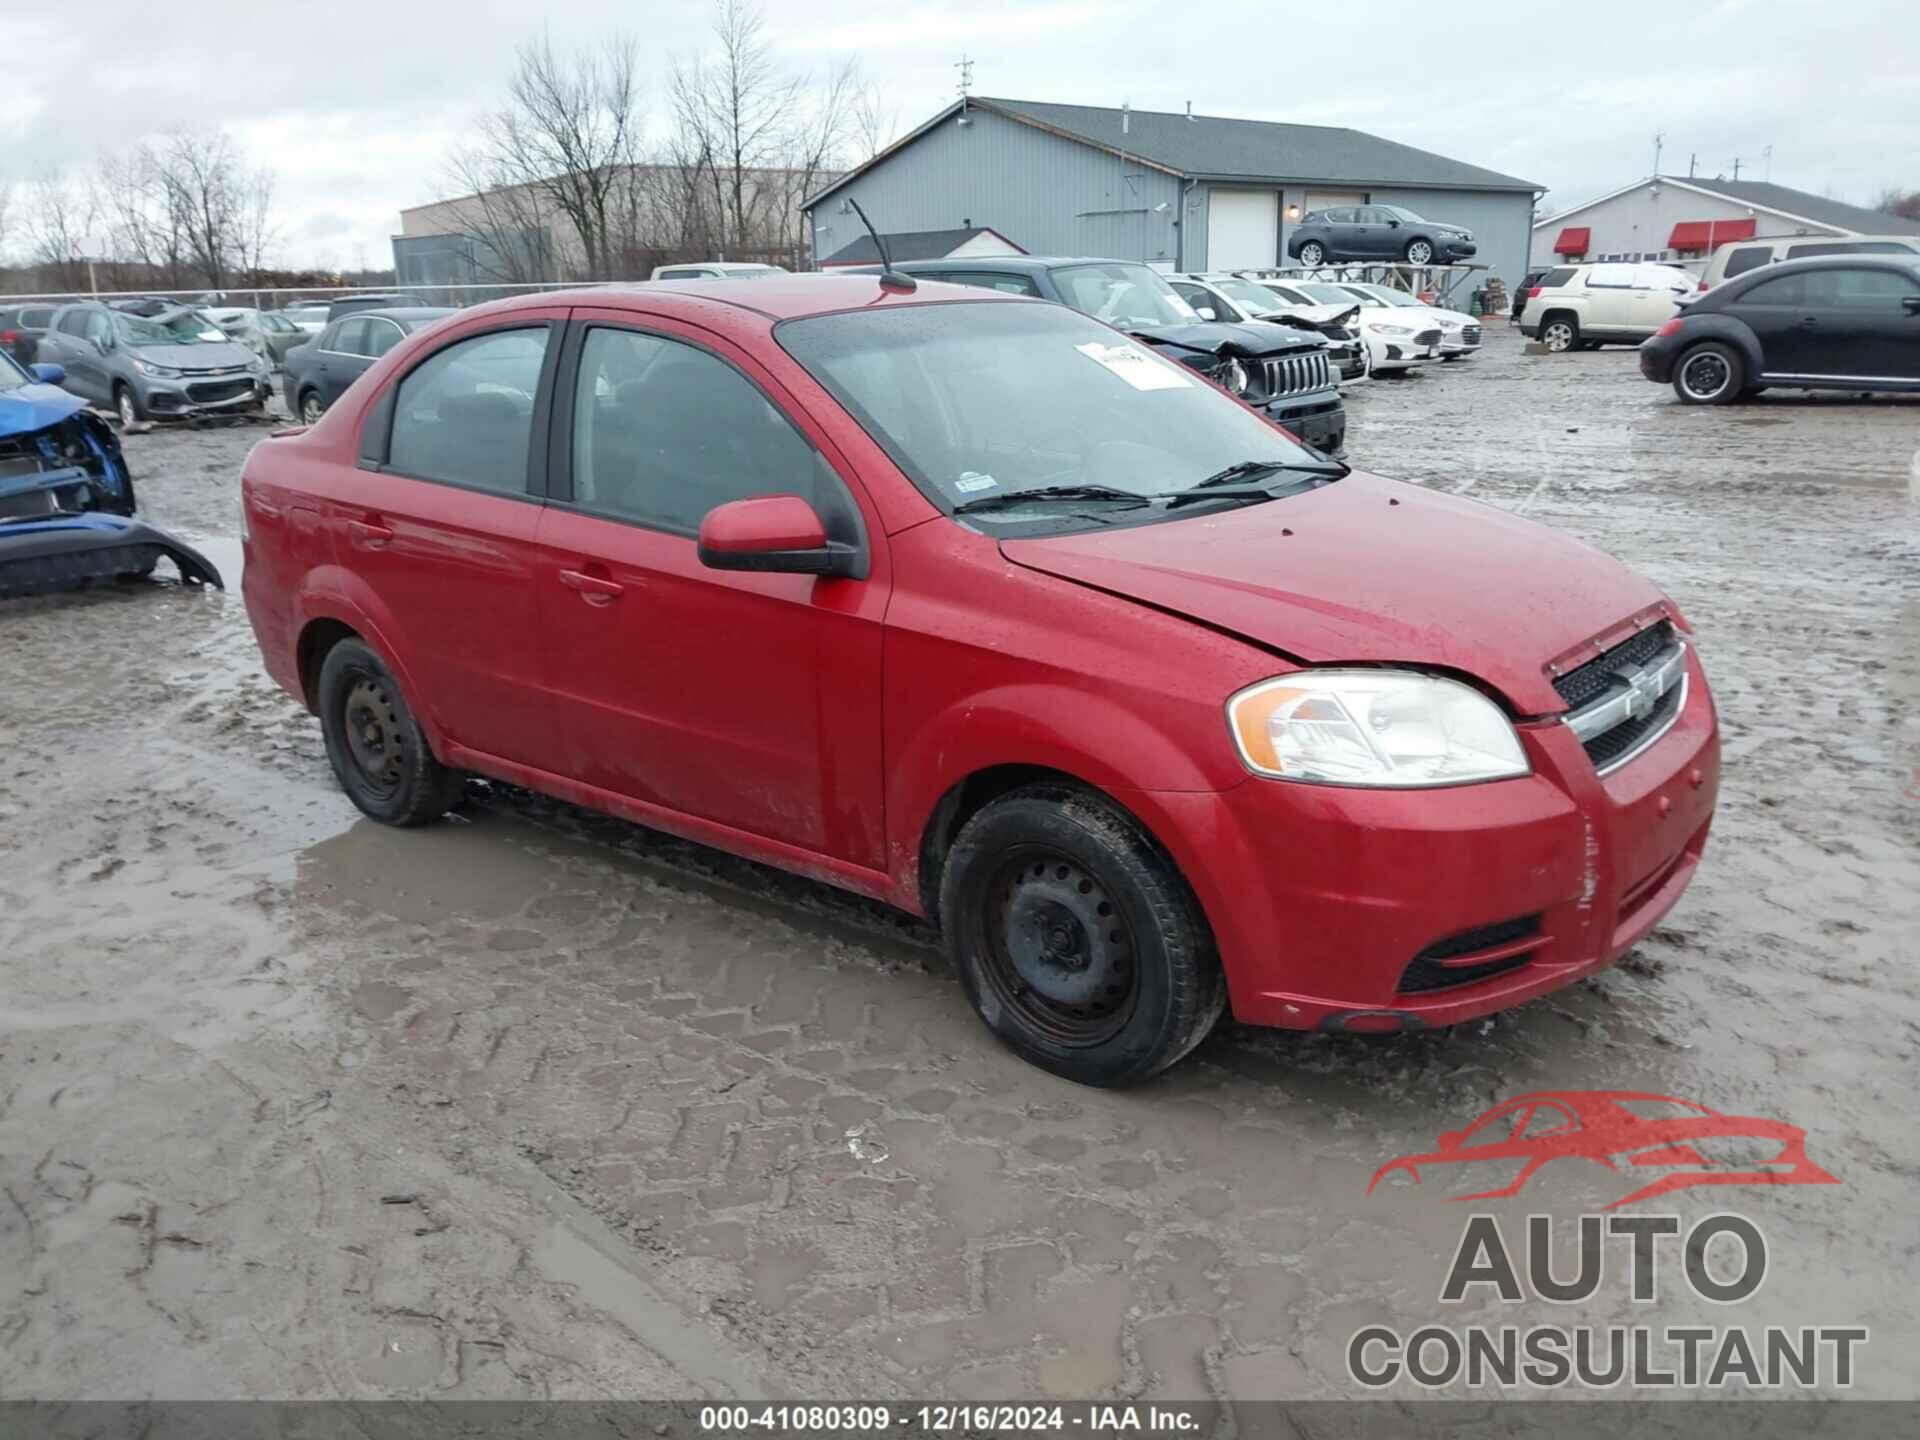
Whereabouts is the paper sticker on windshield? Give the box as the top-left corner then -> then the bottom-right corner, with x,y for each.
954,471 -> 998,493
1075,341 -> 1191,392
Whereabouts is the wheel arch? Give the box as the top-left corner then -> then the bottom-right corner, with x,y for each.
1675,316 -> 1764,378
289,569 -> 441,748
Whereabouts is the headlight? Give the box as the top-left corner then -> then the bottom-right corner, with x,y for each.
1227,670 -> 1530,787
1366,323 -> 1413,337
133,358 -> 183,379
1216,357 -> 1250,395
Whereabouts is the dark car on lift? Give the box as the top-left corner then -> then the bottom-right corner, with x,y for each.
1286,205 -> 1478,267
1640,254 -> 1920,404
284,308 -> 455,424
855,256 -> 1348,456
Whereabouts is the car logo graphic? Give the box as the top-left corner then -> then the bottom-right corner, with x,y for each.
1624,669 -> 1661,719
1366,1090 -> 1839,1209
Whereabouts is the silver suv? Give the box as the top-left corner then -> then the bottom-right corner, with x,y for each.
38,302 -> 271,425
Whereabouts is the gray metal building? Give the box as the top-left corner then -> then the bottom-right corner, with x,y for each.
804,98 -> 1541,289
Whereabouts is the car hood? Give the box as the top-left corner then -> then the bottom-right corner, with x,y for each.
1261,302 -> 1361,330
126,341 -> 258,371
1129,319 -> 1324,357
998,471 -> 1667,716
0,381 -> 88,436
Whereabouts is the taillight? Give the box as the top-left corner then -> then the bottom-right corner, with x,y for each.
0,330 -> 16,344
1697,281 -> 1709,291
1527,286 -> 1543,298
1655,318 -> 1684,338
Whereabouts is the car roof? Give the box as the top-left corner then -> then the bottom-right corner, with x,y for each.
348,307 -> 457,320
881,256 -> 1156,275
1728,252 -> 1920,273
456,274 -> 1032,324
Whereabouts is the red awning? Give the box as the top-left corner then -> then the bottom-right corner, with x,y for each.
1552,227 -> 1591,255
1669,218 -> 1757,250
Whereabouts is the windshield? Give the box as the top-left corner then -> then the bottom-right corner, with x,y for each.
776,301 -> 1321,530
1297,282 -> 1372,307
1211,277 -> 1289,315
1345,284 -> 1423,308
1050,262 -> 1200,328
116,314 -> 197,346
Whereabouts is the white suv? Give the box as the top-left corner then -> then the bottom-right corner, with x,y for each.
1519,262 -> 1697,351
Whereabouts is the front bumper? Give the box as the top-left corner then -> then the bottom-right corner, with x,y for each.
1265,390 -> 1347,457
141,376 -> 272,419
1439,325 -> 1483,355
1129,647 -> 1719,1032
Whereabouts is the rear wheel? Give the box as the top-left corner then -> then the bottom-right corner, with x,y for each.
1297,241 -> 1326,266
1539,315 -> 1580,353
1404,238 -> 1435,265
316,639 -> 464,826
300,389 -> 324,425
941,784 -> 1225,1087
1673,342 -> 1744,405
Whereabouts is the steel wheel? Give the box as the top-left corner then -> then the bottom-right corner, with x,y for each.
979,848 -> 1138,1048
1677,347 -> 1736,403
341,676 -> 407,801
1405,239 -> 1435,265
1541,319 -> 1577,353
1298,242 -> 1325,266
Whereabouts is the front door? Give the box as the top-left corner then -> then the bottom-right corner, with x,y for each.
533,313 -> 889,867
1725,271 -> 1818,373
75,312 -> 115,401
1799,266 -> 1920,378
330,318 -> 560,765
319,318 -> 375,407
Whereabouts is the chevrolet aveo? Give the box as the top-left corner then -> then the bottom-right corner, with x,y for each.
241,276 -> 1720,1087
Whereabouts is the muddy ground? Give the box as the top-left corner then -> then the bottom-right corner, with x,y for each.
2,329 -> 1916,1405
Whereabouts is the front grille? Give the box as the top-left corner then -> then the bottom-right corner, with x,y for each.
1415,328 -> 1442,349
1582,678 -> 1683,769
1460,325 -> 1482,345
1258,350 -> 1331,399
186,379 -> 254,404
1554,622 -> 1674,708
1398,915 -> 1541,994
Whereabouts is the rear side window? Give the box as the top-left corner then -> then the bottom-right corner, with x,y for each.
22,307 -> 54,327
1721,246 -> 1771,279
569,327 -> 829,534
942,272 -> 1042,297
365,318 -> 405,357
1538,268 -> 1576,288
389,328 -> 549,495
332,318 -> 372,355
1784,240 -> 1913,259
1584,263 -> 1638,289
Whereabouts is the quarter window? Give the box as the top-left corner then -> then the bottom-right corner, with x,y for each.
568,327 -> 831,534
388,327 -> 549,495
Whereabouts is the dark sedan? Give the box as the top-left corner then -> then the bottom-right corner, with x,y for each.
284,308 -> 455,424
1640,255 -> 1920,404
1286,205 -> 1477,267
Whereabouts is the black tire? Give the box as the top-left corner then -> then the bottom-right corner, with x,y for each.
299,389 -> 325,425
316,638 -> 464,826
940,783 -> 1226,1087
114,383 -> 143,427
1404,238 -> 1435,265
1538,314 -> 1580,353
1296,241 -> 1326,266
1672,342 -> 1745,405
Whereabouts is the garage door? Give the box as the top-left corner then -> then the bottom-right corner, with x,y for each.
1207,189 -> 1279,270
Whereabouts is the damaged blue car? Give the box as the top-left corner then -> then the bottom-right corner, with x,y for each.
0,349 -> 221,598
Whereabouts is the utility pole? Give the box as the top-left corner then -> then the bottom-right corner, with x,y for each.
1762,144 -> 1773,181
1688,153 -> 1697,179
1731,156 -> 1744,181
1653,131 -> 1665,176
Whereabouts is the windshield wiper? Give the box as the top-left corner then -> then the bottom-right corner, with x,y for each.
951,484 -> 1156,516
1161,459 -> 1348,511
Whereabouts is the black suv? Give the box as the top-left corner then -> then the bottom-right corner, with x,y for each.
0,304 -> 58,365
1287,206 -> 1477,267
854,257 -> 1348,456
1639,255 -> 1920,404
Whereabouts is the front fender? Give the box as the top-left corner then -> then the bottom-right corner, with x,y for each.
292,565 -> 442,748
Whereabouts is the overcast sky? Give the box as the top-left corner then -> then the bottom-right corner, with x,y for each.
8,0 -> 1916,270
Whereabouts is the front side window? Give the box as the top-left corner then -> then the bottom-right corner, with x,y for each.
58,311 -> 90,337
1734,273 -> 1807,307
569,327 -> 830,533
1814,267 -> 1916,307
776,301 -> 1324,531
389,327 -> 548,495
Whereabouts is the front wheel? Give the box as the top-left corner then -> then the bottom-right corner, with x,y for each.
940,784 -> 1225,1087
115,383 -> 142,428
316,639 -> 465,826
1404,238 -> 1435,265
1673,342 -> 1745,405
1297,241 -> 1326,266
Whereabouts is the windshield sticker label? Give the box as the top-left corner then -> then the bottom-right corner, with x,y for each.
1075,341 -> 1192,392
954,472 -> 998,494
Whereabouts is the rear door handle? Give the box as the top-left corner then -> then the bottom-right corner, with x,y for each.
1796,315 -> 1819,328
347,519 -> 393,550
558,568 -> 624,605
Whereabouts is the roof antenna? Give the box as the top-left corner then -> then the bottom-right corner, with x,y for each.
847,197 -> 916,292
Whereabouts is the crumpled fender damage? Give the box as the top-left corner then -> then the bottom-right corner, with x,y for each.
0,408 -> 136,521
0,513 -> 223,599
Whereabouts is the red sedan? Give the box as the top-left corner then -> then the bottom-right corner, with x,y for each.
239,275 -> 1719,1086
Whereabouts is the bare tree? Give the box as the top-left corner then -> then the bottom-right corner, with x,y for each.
96,144 -> 191,287
23,169 -> 96,290
852,84 -> 898,164
443,144 -> 557,283
468,32 -> 646,279
1873,185 -> 1920,222
0,176 -> 12,264
159,130 -> 248,289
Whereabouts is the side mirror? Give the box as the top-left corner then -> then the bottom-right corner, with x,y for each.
1903,296 -> 1920,317
97,333 -> 115,352
1194,306 -> 1217,321
697,494 -> 857,578
30,363 -> 66,385
1386,217 -> 1401,227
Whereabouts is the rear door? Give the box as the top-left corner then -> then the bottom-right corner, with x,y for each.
1577,264 -> 1641,334
532,310 -> 890,866
335,316 -> 562,765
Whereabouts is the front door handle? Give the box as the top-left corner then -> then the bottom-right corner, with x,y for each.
558,568 -> 624,606
1795,315 -> 1819,328
346,519 -> 393,550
